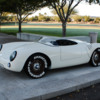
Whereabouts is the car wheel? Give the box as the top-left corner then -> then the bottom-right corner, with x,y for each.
91,49 -> 100,67
25,55 -> 48,78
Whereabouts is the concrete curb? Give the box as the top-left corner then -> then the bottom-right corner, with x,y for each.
26,71 -> 100,100
17,33 -> 91,43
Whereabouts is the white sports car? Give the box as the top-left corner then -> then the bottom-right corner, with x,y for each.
0,37 -> 100,78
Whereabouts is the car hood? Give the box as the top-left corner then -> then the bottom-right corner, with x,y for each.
2,42 -> 34,51
0,42 -> 35,60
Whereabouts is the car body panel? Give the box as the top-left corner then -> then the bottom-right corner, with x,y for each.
60,44 -> 82,60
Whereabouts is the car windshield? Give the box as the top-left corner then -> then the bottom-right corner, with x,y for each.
38,37 -> 58,46
38,37 -> 78,46
39,37 -> 57,43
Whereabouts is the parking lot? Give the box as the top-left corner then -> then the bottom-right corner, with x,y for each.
0,33 -> 100,100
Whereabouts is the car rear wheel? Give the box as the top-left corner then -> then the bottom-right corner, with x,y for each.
91,49 -> 100,67
25,55 -> 48,78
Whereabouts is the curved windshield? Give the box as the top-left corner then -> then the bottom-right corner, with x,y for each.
38,37 -> 78,46
38,37 -> 58,46
39,37 -> 57,44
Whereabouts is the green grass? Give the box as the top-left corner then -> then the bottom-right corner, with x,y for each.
1,27 -> 100,42
1,22 -> 100,27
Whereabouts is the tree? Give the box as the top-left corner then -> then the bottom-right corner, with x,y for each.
88,0 -> 100,4
38,13 -> 45,21
53,16 -> 61,21
83,16 -> 90,22
0,0 -> 9,32
7,0 -> 47,33
1,12 -> 11,22
52,6 -> 77,22
52,6 -> 77,16
44,0 -> 82,37
94,17 -> 100,23
72,15 -> 82,22
31,16 -> 38,21
1,0 -> 48,33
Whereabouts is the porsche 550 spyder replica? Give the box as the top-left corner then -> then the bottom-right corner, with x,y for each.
0,37 -> 100,78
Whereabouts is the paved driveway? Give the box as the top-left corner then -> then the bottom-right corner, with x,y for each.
0,33 -> 100,100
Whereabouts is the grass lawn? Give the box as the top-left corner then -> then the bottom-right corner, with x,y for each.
1,22 -> 100,27
0,26 -> 100,42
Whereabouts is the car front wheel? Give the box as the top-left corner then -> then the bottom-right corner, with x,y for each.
91,49 -> 100,67
25,55 -> 48,78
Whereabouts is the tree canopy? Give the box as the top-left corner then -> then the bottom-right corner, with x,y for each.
87,0 -> 100,4
52,5 -> 77,16
44,0 -> 83,36
0,0 -> 48,32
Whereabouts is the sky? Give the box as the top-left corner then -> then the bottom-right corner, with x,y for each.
76,2 -> 100,17
30,2 -> 100,17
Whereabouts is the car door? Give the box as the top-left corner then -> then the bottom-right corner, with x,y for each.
59,40 -> 82,61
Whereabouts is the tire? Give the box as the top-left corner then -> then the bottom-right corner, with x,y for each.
90,49 -> 100,67
25,55 -> 48,78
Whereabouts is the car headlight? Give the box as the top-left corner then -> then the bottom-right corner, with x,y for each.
0,44 -> 3,51
10,51 -> 17,61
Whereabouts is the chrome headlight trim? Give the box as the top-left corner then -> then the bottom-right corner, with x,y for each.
10,51 -> 17,61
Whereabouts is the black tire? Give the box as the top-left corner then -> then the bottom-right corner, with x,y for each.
24,55 -> 48,78
90,49 -> 100,67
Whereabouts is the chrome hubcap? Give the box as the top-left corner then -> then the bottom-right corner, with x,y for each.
94,54 -> 99,61
33,63 -> 40,71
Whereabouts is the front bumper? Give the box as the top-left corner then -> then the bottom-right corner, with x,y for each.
0,56 -> 9,69
0,55 -> 23,72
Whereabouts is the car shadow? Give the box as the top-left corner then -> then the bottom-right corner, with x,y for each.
46,63 -> 90,76
0,63 -> 91,80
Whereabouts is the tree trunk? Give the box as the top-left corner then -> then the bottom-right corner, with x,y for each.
0,13 -> 2,32
0,16 -> 1,32
18,20 -> 22,33
62,22 -> 66,37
